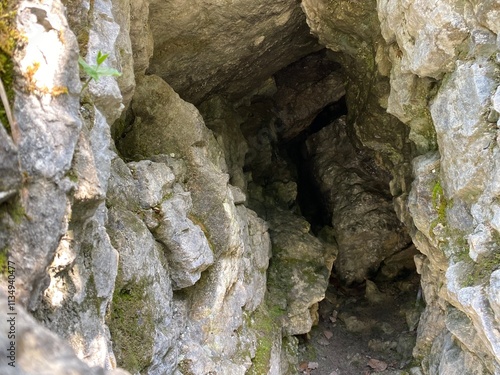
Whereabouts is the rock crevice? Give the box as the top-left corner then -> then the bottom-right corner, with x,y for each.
1,0 -> 499,374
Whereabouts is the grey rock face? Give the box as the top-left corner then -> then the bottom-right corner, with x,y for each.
5,0 -> 500,373
0,125 -> 20,203
0,291 -> 130,375
153,193 -> 214,290
10,0 -> 81,310
198,96 -> 248,190
147,0 -> 320,103
127,160 -> 175,209
430,60 -> 497,203
273,51 -> 345,141
306,117 -> 411,283
378,0 -> 469,79
267,210 -> 336,335
107,207 -> 178,375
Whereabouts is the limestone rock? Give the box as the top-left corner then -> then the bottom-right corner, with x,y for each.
175,205 -> 272,375
430,60 -> 497,203
30,90 -> 123,367
110,0 -> 135,107
85,0 -> 124,123
0,291 -> 130,375
129,0 -> 153,73
0,125 -> 20,203
106,157 -> 141,211
107,207 -> 179,375
35,203 -> 119,369
127,160 -> 175,209
198,96 -> 248,190
273,51 -> 345,140
147,0 -> 320,103
306,117 -> 411,283
117,74 -> 207,159
386,59 -> 437,154
118,74 -> 238,259
378,0 -> 469,78
153,193 -> 214,290
9,0 -> 82,309
267,210 -> 336,335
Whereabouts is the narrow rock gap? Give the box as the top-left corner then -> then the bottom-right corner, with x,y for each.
238,50 -> 423,374
283,97 -> 347,232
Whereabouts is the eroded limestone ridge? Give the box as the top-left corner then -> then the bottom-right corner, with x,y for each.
0,0 -> 499,374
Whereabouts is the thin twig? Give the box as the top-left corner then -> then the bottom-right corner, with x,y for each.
0,77 -> 14,129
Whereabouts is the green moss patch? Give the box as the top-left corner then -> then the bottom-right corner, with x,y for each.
108,276 -> 155,374
462,252 -> 500,287
246,301 -> 285,375
429,179 -> 453,237
0,247 -> 8,276
0,0 -> 20,132
1,196 -> 26,224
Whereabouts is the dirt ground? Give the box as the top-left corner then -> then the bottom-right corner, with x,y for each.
297,272 -> 422,375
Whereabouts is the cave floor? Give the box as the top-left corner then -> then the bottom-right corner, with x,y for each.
298,273 -> 421,375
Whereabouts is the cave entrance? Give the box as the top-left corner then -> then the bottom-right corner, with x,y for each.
238,49 -> 422,374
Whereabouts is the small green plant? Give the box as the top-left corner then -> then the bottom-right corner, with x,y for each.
78,51 -> 121,92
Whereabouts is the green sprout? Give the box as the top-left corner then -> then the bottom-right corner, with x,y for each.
78,51 -> 122,92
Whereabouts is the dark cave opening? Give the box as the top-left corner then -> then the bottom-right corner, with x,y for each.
283,98 -> 348,232
237,50 -> 422,373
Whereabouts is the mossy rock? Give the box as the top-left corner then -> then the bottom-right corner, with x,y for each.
0,0 -> 20,131
0,247 -> 8,276
246,301 -> 285,375
108,275 -> 155,374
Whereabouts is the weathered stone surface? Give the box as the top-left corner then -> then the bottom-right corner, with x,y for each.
198,96 -> 248,190
118,74 -> 237,259
15,1 -> 81,179
0,291 -> 130,375
378,0 -> 469,78
129,0 -> 153,73
273,51 -> 345,140
106,157 -> 141,211
117,74 -> 209,160
107,207 -> 179,375
35,203 -> 119,369
386,58 -> 437,154
33,95 -> 119,369
430,60 -> 497,202
174,205 -> 272,375
267,210 -> 336,335
110,0 -> 135,108
0,125 -> 20,203
306,117 -> 410,283
153,193 -> 214,290
85,0 -> 124,124
6,0 -> 500,373
147,0 -> 320,103
127,160 -> 175,209
474,0 -> 500,35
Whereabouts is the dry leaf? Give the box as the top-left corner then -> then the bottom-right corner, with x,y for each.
367,357 -> 388,371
